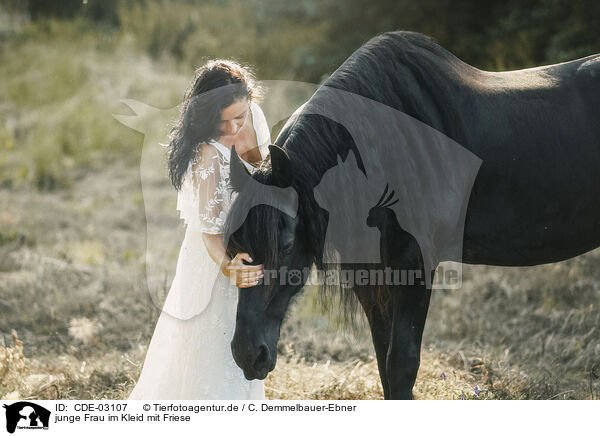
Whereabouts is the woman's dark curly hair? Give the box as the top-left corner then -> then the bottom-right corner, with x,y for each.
167,59 -> 264,190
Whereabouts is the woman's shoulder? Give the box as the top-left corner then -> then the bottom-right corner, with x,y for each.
199,142 -> 220,158
191,142 -> 221,170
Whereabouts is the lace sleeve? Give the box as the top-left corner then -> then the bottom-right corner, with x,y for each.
191,145 -> 230,234
176,144 -> 230,233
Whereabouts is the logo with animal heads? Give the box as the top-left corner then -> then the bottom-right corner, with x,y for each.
289,86 -> 482,288
2,402 -> 50,433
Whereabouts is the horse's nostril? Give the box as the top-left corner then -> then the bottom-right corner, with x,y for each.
253,344 -> 270,370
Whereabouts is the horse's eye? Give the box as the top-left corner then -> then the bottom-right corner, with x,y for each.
280,237 -> 294,254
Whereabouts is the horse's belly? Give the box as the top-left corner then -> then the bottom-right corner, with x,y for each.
462,229 -> 600,266
461,180 -> 600,266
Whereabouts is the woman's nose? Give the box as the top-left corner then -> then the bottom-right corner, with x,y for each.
224,121 -> 235,134
228,121 -> 241,135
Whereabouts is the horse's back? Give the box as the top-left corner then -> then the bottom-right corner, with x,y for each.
574,54 -> 600,112
575,54 -> 600,79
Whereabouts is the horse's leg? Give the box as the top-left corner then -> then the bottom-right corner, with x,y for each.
355,286 -> 393,399
386,270 -> 431,400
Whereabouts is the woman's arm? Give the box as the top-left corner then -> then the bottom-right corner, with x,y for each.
192,143 -> 263,288
201,232 -> 263,288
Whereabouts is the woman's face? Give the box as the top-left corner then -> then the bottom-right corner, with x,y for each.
218,98 -> 250,138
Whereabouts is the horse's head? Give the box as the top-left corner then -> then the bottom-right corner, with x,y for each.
366,183 -> 399,228
225,144 -> 312,380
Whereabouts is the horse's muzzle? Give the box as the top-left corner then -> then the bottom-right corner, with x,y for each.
231,334 -> 276,380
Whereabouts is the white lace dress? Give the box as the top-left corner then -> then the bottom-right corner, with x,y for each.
128,101 -> 270,399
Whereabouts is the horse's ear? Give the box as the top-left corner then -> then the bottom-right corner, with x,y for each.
269,144 -> 293,188
230,145 -> 252,192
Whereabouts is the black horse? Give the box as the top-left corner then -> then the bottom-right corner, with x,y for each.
224,31 -> 600,399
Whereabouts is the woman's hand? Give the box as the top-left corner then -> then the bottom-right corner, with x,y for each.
221,253 -> 264,288
201,233 -> 263,288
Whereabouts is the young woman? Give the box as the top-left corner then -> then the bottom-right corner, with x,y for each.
128,60 -> 269,399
